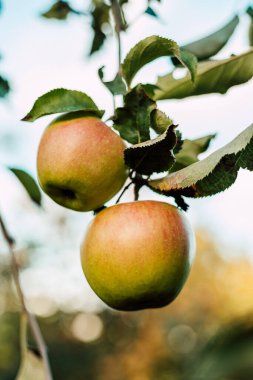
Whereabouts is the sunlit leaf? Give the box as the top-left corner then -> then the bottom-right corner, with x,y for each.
155,49 -> 253,99
122,36 -> 197,86
9,168 -> 42,206
124,125 -> 177,175
148,123 -> 253,198
22,88 -> 104,122
172,134 -> 216,172
179,15 -> 239,62
150,109 -> 173,134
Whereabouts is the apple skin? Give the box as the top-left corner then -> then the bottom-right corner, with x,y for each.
37,112 -> 128,211
81,200 -> 195,311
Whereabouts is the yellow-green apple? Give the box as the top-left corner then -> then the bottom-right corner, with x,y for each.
37,112 -> 128,211
81,200 -> 195,311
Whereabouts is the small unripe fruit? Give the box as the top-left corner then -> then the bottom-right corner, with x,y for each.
81,200 -> 195,311
37,112 -> 128,211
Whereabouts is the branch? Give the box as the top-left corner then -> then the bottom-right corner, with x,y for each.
110,0 -> 126,74
0,213 -> 53,380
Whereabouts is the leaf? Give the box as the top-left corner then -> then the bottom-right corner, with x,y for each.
9,168 -> 42,206
16,349 -> 47,380
124,125 -> 177,175
148,123 -> 253,198
0,75 -> 10,98
150,109 -> 173,134
154,49 -> 253,100
180,15 -> 239,61
89,1 -> 110,55
41,1 -> 80,20
16,315 -> 47,380
145,6 -> 158,18
122,36 -> 196,87
247,7 -> 253,47
98,66 -> 127,95
112,84 -> 156,144
172,134 -> 216,172
22,88 -> 104,122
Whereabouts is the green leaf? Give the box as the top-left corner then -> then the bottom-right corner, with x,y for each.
180,15 -> 239,61
89,1 -> 110,55
172,134 -> 216,172
112,84 -> 156,144
145,6 -> 158,18
22,88 -> 104,122
154,49 -> 253,100
98,66 -> 127,95
247,7 -> 253,47
148,123 -> 253,198
122,35 -> 196,87
124,125 -> 177,175
150,109 -> 173,134
9,168 -> 42,206
0,75 -> 10,98
41,1 -> 80,20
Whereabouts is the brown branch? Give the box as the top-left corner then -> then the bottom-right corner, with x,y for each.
0,213 -> 53,380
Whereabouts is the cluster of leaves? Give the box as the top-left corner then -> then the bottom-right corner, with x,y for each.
40,0 -> 164,55
22,8 -> 253,209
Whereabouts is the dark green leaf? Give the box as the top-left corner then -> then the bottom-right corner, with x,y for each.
155,49 -> 253,99
0,75 -> 10,98
41,1 -> 79,20
172,134 -> 216,172
98,66 -> 127,95
124,125 -> 177,175
112,84 -> 156,144
122,36 -> 196,86
145,6 -> 158,18
180,15 -> 239,61
22,88 -> 104,122
179,50 -> 198,82
148,123 -> 253,198
9,168 -> 42,206
247,7 -> 253,46
150,109 -> 172,134
89,1 -> 110,55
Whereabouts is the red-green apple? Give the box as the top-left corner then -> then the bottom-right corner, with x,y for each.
81,200 -> 195,311
37,112 -> 128,211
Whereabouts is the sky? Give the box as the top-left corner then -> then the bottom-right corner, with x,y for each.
0,0 -> 252,312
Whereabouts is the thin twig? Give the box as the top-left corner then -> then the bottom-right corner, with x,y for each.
110,0 -> 125,74
0,213 -> 53,380
115,180 -> 134,204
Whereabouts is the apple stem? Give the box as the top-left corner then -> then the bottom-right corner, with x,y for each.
0,212 -> 54,380
115,180 -> 134,204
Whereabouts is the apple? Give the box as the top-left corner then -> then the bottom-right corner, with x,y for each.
37,112 -> 128,211
81,200 -> 195,311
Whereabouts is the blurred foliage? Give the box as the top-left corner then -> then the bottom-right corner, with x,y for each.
1,230 -> 253,380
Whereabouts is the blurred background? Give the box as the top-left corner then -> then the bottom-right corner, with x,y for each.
0,1 -> 253,379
